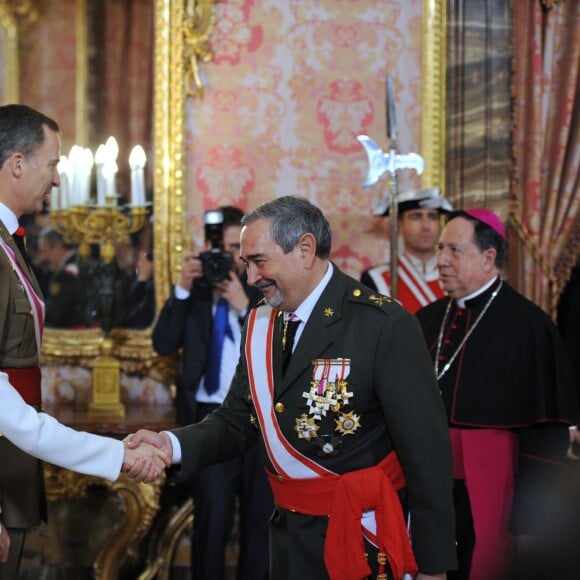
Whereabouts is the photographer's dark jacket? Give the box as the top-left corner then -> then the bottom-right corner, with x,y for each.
152,273 -> 261,425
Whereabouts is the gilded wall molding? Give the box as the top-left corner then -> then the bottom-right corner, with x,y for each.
0,0 -> 39,27
183,0 -> 215,97
0,4 -> 19,103
421,0 -> 447,190
75,0 -> 88,145
153,0 -> 186,306
156,0 -> 216,297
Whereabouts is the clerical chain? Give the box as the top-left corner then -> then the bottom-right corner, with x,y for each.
434,281 -> 503,381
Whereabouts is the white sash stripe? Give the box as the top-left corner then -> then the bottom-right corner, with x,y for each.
398,255 -> 438,306
246,306 -> 331,479
367,265 -> 391,296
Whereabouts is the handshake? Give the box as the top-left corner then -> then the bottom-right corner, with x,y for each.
121,430 -> 174,483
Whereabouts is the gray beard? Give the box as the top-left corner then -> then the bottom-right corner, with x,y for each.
264,287 -> 284,309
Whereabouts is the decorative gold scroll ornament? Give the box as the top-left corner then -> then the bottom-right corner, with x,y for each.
0,0 -> 39,27
184,0 -> 215,98
45,464 -> 163,580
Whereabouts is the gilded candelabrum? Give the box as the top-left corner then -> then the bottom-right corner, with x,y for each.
50,197 -> 149,417
51,198 -> 149,263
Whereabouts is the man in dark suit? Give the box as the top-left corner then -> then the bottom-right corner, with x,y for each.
133,196 -> 457,579
37,227 -> 83,328
152,206 -> 272,580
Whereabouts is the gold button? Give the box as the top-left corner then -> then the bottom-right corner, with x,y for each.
353,289 -> 361,297
276,474 -> 284,482
274,402 -> 285,413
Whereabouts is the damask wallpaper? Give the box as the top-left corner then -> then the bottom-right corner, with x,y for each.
185,0 -> 426,279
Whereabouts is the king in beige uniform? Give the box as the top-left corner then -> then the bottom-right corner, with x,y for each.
0,104 -> 169,577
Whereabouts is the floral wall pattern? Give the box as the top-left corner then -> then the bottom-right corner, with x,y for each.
185,0 -> 426,279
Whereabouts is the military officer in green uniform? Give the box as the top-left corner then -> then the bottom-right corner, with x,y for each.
128,195 -> 458,580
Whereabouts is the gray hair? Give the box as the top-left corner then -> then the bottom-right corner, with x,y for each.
242,195 -> 331,258
0,104 -> 60,169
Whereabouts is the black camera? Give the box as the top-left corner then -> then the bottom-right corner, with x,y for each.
197,210 -> 234,286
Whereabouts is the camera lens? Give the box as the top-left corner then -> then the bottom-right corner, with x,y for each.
198,249 -> 234,285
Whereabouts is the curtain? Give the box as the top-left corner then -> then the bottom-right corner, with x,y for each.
446,0 -> 512,216
510,0 -> 580,317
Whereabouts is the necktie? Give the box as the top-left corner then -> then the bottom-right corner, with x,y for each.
281,314 -> 300,376
205,298 -> 234,394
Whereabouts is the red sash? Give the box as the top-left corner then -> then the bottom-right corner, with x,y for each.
268,451 -> 418,580
2,367 -> 42,406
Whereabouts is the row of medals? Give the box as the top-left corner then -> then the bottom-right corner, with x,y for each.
294,362 -> 360,457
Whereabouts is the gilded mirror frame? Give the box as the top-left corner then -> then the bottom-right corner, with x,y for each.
0,4 -> 19,103
32,0 -> 444,372
40,0 -> 183,372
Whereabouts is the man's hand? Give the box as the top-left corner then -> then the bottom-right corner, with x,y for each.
122,432 -> 172,483
178,251 -> 203,291
0,519 -> 10,564
215,272 -> 250,314
125,430 -> 173,460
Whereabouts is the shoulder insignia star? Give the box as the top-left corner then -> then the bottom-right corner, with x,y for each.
323,307 -> 334,317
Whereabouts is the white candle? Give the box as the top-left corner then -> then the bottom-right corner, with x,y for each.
79,147 -> 94,204
57,156 -> 71,209
128,145 -> 147,206
103,137 -> 119,199
95,144 -> 107,206
105,136 -> 119,163
68,145 -> 82,206
102,161 -> 118,201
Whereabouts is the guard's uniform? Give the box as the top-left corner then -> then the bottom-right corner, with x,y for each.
361,253 -> 444,313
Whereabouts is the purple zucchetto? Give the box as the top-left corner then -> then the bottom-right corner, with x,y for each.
464,208 -> 507,241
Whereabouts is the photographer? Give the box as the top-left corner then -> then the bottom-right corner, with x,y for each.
152,206 -> 272,580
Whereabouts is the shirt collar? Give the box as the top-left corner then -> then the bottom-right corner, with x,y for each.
287,262 -> 333,323
456,276 -> 499,309
0,202 -> 19,235
403,251 -> 438,277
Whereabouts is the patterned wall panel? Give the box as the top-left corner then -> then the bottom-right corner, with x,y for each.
185,0 -> 426,278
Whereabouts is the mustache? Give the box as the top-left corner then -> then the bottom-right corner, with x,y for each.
254,279 -> 275,291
